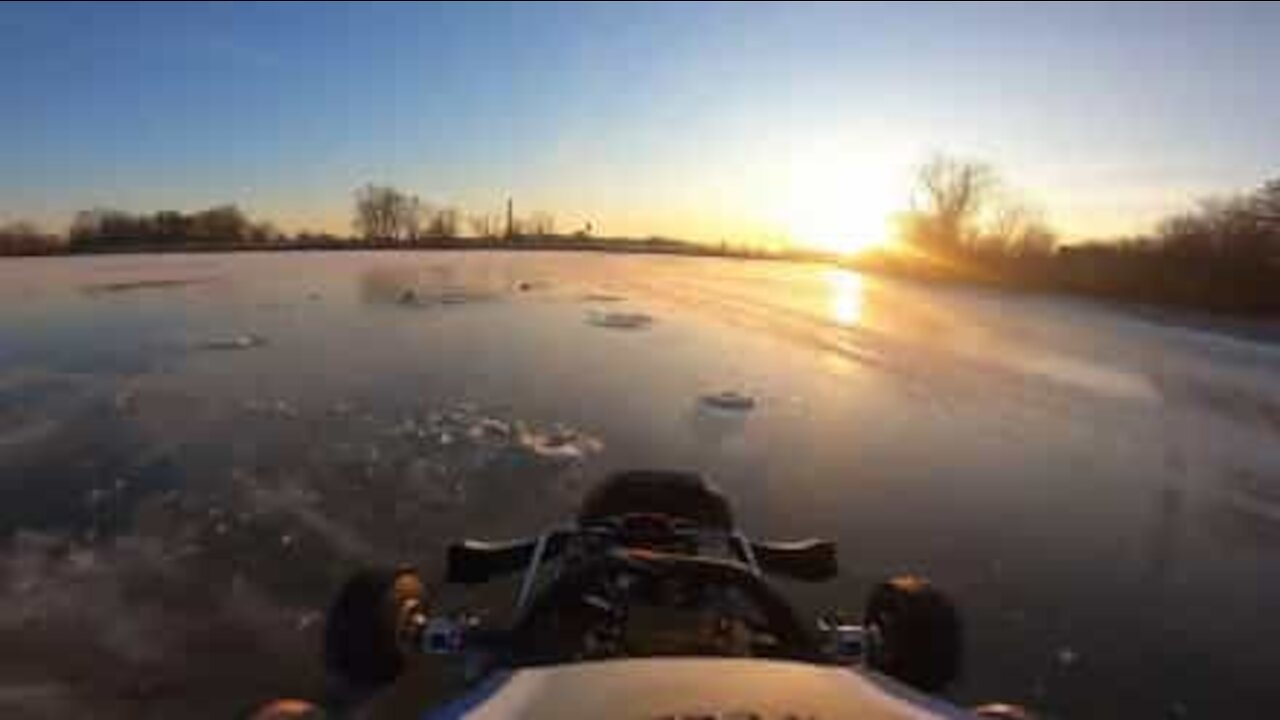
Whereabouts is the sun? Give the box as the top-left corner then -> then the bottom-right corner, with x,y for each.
775,157 -> 899,256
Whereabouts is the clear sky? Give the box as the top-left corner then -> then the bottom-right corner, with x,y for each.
3,2 -> 1279,246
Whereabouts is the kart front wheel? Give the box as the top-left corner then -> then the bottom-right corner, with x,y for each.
323,566 -> 425,691
864,575 -> 961,693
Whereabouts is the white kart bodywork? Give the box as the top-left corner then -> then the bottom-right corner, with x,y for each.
427,657 -> 972,719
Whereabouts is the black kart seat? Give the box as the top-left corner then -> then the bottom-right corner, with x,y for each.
577,470 -> 735,531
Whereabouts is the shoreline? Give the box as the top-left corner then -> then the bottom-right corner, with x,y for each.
2,236 -> 810,261
5,239 -> 1280,326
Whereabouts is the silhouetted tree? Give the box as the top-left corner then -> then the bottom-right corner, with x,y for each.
1254,179 -> 1280,231
0,221 -> 61,255
404,195 -> 428,241
70,209 -> 146,245
154,210 -> 191,240
428,206 -> 461,238
70,209 -> 114,244
527,211 -> 556,237
354,184 -> 416,241
981,202 -> 1057,257
907,155 -> 997,249
249,221 -> 281,243
68,205 -> 264,247
191,205 -> 250,242
1155,190 -> 1276,264
468,212 -> 500,238
507,217 -> 528,239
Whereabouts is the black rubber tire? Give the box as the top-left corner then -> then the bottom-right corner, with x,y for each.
864,576 -> 962,693
323,567 -> 423,691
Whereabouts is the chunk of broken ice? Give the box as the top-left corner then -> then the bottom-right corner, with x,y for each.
517,426 -> 604,460
700,391 -> 756,412
587,310 -> 654,330
467,417 -> 511,442
200,334 -> 267,351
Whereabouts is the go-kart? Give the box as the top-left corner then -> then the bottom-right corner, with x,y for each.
316,470 -> 1013,719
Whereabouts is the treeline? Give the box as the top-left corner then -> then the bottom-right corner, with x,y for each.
0,222 -> 63,255
0,205 -> 288,255
1053,180 -> 1280,313
352,184 -> 559,242
67,206 -> 280,250
4,172 -> 1279,315
0,185 -> 571,256
868,155 -> 1280,315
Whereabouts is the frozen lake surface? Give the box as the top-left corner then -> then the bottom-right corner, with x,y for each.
1,251 -> 1279,717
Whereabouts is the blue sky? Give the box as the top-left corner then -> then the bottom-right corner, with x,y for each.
3,2 -> 1279,244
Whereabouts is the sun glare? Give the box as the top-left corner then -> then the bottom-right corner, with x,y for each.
775,154 -> 900,256
825,268 -> 865,327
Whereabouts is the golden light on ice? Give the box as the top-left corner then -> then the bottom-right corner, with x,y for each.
826,268 -> 865,327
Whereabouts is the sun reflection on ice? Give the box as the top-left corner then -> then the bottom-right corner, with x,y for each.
825,268 -> 864,327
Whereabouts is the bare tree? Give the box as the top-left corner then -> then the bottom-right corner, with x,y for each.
527,211 -> 556,237
1157,212 -> 1214,259
154,210 -> 191,240
70,209 -> 116,243
0,221 -> 61,255
910,155 -> 997,248
250,221 -> 281,243
191,205 -> 250,242
403,195 -> 427,241
1155,192 -> 1276,263
428,206 -> 461,238
354,184 -> 415,241
508,217 -> 527,239
0,221 -> 41,238
69,208 -> 145,245
67,206 -> 261,247
468,212 -> 500,238
982,202 -> 1056,257
1254,178 -> 1280,231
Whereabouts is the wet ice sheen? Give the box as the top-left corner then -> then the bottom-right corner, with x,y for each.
2,252 -> 1280,718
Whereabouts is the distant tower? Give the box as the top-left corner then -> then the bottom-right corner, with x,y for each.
506,197 -> 514,240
